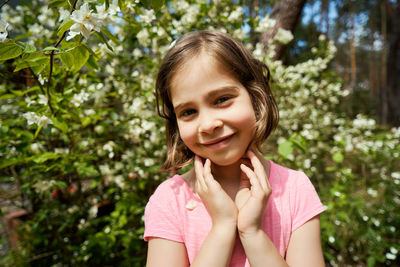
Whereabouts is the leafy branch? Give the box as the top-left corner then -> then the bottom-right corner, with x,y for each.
46,0 -> 78,114
0,0 -> 11,10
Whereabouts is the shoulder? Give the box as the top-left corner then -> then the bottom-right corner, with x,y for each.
148,174 -> 191,204
269,161 -> 311,190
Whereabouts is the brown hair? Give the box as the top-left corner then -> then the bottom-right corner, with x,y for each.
156,30 -> 279,171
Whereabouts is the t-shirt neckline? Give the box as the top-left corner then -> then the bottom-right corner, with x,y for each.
174,159 -> 274,202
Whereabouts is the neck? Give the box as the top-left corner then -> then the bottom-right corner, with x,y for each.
211,160 -> 242,183
210,160 -> 244,199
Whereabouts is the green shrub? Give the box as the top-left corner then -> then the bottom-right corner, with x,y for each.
0,0 -> 398,266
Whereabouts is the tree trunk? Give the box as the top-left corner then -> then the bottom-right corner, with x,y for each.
385,1 -> 400,126
261,0 -> 306,59
349,8 -> 357,91
380,0 -> 388,124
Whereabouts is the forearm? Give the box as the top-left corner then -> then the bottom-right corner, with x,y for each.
239,229 -> 288,267
191,223 -> 237,267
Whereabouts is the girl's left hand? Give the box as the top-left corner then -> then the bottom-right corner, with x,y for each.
235,150 -> 272,235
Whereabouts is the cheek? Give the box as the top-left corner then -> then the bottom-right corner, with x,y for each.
229,104 -> 257,130
177,122 -> 196,145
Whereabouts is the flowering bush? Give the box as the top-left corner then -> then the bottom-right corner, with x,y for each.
0,0 -> 399,266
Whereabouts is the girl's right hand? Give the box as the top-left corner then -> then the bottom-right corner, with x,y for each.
194,155 -> 238,227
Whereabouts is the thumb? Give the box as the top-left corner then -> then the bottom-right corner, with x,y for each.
239,165 -> 250,190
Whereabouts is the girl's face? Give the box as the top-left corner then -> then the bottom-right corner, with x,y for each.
170,52 -> 256,166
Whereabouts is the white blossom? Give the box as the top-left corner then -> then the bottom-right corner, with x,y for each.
71,91 -> 90,107
33,180 -> 56,194
23,112 -> 52,127
88,205 -> 98,218
137,28 -> 150,46
274,28 -> 293,44
386,253 -> 396,260
319,34 -> 326,41
255,16 -> 276,32
58,8 -> 70,22
25,97 -> 36,107
227,7 -> 243,22
139,9 -> 156,24
38,94 -> 48,105
181,5 -> 199,25
67,3 -> 102,40
0,20 -> 9,42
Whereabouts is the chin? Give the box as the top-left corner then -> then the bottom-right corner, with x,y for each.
207,151 -> 245,167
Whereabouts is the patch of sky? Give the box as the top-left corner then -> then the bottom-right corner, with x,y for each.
302,0 -> 338,33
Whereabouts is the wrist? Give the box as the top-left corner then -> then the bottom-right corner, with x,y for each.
212,221 -> 237,235
238,228 -> 264,240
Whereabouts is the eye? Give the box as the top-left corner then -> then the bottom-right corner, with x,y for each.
179,109 -> 196,118
215,95 -> 232,105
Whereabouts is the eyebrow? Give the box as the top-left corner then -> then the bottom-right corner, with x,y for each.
173,86 -> 240,112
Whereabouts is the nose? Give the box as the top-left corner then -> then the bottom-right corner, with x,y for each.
198,113 -> 223,134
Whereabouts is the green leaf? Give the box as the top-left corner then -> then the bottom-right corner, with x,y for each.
54,181 -> 67,189
95,32 -> 114,51
13,56 -> 48,72
33,152 -> 60,163
367,256 -> 376,267
0,42 -> 23,60
85,55 -> 99,70
76,163 -> 99,178
332,152 -> 344,163
0,94 -> 15,100
81,43 -> 99,58
151,0 -> 165,12
70,45 -> 89,72
59,51 -> 74,69
57,18 -> 74,38
52,117 -> 68,133
0,157 -> 22,169
23,43 -> 37,53
49,0 -> 68,8
101,27 -> 119,44
278,141 -> 293,158
81,117 -> 91,127
43,46 -> 60,52
34,124 -> 43,139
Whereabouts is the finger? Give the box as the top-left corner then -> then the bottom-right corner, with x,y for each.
194,155 -> 207,189
247,150 -> 269,190
240,163 -> 263,193
203,159 -> 214,184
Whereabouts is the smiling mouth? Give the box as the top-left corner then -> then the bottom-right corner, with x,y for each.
202,134 -> 235,148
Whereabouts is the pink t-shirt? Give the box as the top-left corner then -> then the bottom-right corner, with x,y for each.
144,160 -> 325,266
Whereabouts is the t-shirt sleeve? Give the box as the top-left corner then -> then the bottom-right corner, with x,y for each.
290,171 -> 326,232
143,180 -> 184,242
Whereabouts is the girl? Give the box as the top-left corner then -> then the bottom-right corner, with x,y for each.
144,30 -> 326,266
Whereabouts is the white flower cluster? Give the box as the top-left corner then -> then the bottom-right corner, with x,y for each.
139,9 -> 156,24
67,2 -> 119,41
23,112 -> 52,127
227,7 -> 243,22
180,5 -> 200,25
33,179 -> 56,195
67,3 -> 101,40
0,20 -> 9,42
273,28 -> 293,44
386,247 -> 398,260
255,15 -> 276,32
103,141 -> 115,159
71,91 -> 90,107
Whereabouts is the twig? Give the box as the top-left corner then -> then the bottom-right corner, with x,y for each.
0,0 -> 11,10
46,0 -> 78,114
28,251 -> 55,262
60,71 -> 69,95
28,67 -> 45,95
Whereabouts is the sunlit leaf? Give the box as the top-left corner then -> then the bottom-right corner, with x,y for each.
0,42 -> 23,60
